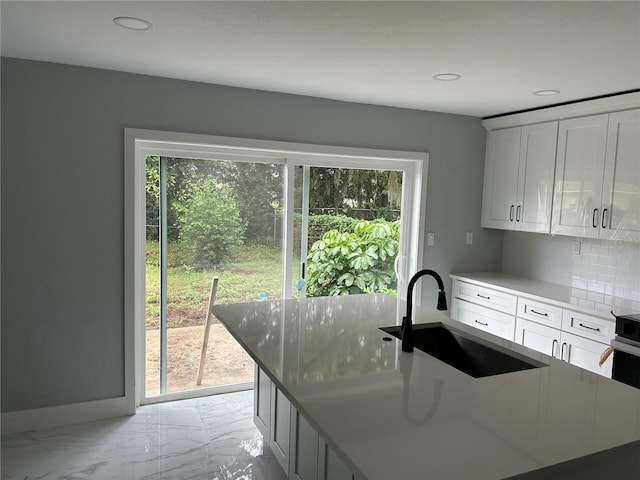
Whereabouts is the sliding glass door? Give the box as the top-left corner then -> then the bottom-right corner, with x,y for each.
130,130 -> 426,405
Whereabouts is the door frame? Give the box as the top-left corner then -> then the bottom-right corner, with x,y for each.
125,128 -> 428,409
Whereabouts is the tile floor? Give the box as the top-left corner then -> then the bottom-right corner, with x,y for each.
1,390 -> 287,480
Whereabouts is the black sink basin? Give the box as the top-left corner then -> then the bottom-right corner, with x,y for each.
380,322 -> 545,378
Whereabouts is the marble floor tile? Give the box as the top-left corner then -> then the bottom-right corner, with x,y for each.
1,390 -> 287,480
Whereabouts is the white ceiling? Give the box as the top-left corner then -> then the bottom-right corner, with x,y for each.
2,1 -> 639,117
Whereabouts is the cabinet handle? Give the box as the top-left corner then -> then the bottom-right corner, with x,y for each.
516,205 -> 521,222
552,339 -> 558,357
561,342 -> 567,362
578,322 -> 601,332
602,208 -> 608,229
509,205 -> 515,221
476,293 -> 491,300
530,309 -> 548,317
592,208 -> 599,228
474,319 -> 489,327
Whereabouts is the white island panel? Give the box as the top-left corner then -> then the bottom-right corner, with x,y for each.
212,294 -> 640,480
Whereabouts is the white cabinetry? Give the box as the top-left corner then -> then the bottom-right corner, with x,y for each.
451,279 -> 517,340
254,367 -> 355,480
602,109 -> 640,242
271,384 -> 292,472
254,365 -> 272,438
289,408 -> 318,480
515,302 -> 614,377
552,109 -> 640,241
481,122 -> 558,233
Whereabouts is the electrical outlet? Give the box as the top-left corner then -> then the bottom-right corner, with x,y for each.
466,232 -> 473,245
427,232 -> 435,246
572,240 -> 581,255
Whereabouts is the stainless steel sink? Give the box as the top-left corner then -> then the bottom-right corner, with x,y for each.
380,322 -> 545,378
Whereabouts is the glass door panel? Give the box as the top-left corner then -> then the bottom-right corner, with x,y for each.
145,156 -> 284,397
293,165 -> 405,298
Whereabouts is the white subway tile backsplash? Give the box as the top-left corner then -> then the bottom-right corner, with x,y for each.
589,264 -> 608,275
596,274 -> 616,286
502,232 -> 639,313
570,238 -> 639,311
587,290 -> 605,303
587,282 -> 606,295
598,256 -> 617,267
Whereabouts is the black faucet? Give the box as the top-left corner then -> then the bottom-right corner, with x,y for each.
402,269 -> 448,353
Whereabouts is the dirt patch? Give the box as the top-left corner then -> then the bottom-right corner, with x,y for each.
145,324 -> 254,396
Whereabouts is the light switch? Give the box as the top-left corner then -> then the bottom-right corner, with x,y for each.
466,232 -> 473,245
427,232 -> 435,246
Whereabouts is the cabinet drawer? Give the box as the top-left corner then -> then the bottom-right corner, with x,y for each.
517,297 -> 562,329
561,310 -> 614,343
453,280 -> 517,315
454,298 -> 515,341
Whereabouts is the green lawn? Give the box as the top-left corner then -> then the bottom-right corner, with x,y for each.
146,241 -> 288,328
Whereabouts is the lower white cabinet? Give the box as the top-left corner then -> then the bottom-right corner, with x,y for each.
255,367 -> 355,480
515,317 -> 561,358
562,331 -> 613,378
515,318 -> 613,377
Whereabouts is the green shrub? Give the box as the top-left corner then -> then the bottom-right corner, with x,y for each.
306,220 -> 399,296
176,180 -> 245,268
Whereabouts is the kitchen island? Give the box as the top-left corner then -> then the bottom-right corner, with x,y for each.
212,294 -> 640,480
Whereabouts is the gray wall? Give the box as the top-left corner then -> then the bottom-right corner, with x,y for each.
1,57 -> 501,412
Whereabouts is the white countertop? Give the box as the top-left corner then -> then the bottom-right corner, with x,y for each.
450,272 -> 639,318
212,294 -> 640,480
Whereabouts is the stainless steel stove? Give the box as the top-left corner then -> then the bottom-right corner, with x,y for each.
611,313 -> 640,389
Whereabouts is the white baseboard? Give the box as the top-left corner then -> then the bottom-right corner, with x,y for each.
1,396 -> 132,435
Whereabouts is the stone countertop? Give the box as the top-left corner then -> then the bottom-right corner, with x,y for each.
450,272 -> 639,318
212,294 -> 640,480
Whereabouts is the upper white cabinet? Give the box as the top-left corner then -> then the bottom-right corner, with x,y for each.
551,109 -> 640,241
482,121 -> 558,233
552,114 -> 610,238
601,109 -> 640,242
481,92 -> 639,241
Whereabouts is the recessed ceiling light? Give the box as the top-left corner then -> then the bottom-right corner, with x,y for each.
533,89 -> 560,96
113,16 -> 153,31
433,73 -> 462,81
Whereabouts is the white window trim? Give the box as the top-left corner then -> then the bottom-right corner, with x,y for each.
124,128 -> 428,409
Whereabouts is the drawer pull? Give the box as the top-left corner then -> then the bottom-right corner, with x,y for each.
578,322 -> 601,332
474,319 -> 489,327
477,293 -> 491,300
530,308 -> 548,317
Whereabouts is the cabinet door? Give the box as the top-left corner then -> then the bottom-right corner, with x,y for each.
561,331 -> 613,378
270,386 -> 291,474
517,122 -> 558,233
481,127 -> 521,229
515,318 -> 561,358
318,439 -> 355,480
254,366 -> 272,438
601,109 -> 640,242
552,114 -> 609,237
289,407 -> 319,480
